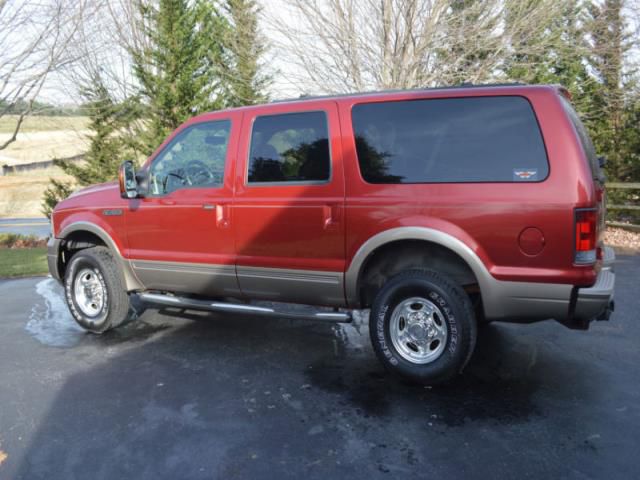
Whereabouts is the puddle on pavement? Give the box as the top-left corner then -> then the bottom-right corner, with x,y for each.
25,279 -> 172,348
26,278 -> 86,348
305,318 -> 544,425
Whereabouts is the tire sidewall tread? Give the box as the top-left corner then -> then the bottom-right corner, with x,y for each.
64,246 -> 131,333
369,269 -> 477,384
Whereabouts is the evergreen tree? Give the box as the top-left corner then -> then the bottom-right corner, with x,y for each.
219,0 -> 269,106
41,82 -> 133,217
586,0 -> 631,180
42,179 -> 74,219
131,0 -> 228,155
444,0 -> 501,84
506,0 -> 598,115
42,0 -> 271,217
504,0 -> 640,183
506,0 -> 593,94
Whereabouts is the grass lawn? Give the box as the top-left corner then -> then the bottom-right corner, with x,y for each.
0,247 -> 48,278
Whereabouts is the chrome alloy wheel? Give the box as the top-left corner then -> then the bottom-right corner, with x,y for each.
389,297 -> 448,364
73,268 -> 106,317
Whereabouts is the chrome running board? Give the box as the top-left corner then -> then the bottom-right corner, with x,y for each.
138,292 -> 352,323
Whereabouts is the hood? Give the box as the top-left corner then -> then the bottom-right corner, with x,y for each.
54,180 -> 122,214
67,181 -> 119,199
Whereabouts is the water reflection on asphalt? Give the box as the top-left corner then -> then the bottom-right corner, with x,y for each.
24,278 -> 572,429
26,278 -> 85,348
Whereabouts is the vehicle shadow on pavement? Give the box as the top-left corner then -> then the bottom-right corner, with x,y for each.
11,307 -> 593,480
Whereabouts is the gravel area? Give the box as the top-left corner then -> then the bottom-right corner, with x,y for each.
605,227 -> 640,252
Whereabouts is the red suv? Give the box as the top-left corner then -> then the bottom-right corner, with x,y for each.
48,84 -> 615,383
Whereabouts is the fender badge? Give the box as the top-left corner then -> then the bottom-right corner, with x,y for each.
103,209 -> 123,216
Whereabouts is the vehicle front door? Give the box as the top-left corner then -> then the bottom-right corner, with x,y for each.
125,115 -> 240,297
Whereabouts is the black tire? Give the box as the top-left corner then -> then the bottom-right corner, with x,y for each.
369,269 -> 477,384
64,246 -> 132,333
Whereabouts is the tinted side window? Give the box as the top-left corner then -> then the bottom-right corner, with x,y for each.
248,111 -> 330,183
352,96 -> 549,183
149,120 -> 230,196
559,96 -> 602,182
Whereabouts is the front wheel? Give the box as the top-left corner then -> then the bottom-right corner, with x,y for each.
64,246 -> 132,333
369,269 -> 477,384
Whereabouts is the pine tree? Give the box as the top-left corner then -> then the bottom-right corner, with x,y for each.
41,82 -> 134,217
586,0 -> 632,180
506,0 -> 597,105
444,0 -> 501,84
131,0 -> 229,155
43,0 -> 271,217
219,0 -> 269,106
42,179 -> 74,219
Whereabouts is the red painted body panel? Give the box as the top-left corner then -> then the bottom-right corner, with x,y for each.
124,110 -> 242,265
337,86 -> 597,286
233,100 -> 345,273
53,183 -> 129,254
51,84 -> 601,295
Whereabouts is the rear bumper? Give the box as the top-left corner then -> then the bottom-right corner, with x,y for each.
483,246 -> 615,330
571,246 -> 615,326
47,236 -> 62,283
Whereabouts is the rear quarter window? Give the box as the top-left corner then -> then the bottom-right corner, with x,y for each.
352,96 -> 549,184
559,95 -> 603,182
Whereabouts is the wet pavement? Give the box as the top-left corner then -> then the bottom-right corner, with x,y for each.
0,254 -> 639,479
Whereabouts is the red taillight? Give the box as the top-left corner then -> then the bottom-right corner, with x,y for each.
575,208 -> 597,264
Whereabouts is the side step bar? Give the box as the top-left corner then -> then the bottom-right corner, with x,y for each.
138,292 -> 353,323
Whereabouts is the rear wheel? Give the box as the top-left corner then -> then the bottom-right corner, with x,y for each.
369,269 -> 477,384
64,246 -> 132,333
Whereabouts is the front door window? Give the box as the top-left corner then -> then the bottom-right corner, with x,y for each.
148,120 -> 231,196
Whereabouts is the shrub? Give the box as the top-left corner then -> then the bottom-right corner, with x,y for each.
0,233 -> 47,249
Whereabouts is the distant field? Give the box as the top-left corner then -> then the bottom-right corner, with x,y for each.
0,115 -> 87,217
0,115 -> 88,134
0,167 -> 75,218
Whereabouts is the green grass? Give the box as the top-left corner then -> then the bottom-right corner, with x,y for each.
0,247 -> 48,278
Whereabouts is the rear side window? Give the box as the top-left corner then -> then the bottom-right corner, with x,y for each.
352,96 -> 549,183
559,96 -> 602,181
248,111 -> 330,183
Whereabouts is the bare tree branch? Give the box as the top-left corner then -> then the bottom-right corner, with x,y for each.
264,0 -> 569,96
0,0 -> 86,149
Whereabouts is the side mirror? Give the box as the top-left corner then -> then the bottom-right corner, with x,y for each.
118,160 -> 139,199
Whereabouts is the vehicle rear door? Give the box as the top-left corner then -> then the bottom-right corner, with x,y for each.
232,101 -> 346,306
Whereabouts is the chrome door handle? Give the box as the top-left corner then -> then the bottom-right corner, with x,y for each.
323,204 -> 339,229
216,204 -> 229,228
203,203 -> 229,228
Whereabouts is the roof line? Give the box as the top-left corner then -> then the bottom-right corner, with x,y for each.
269,82 -> 528,104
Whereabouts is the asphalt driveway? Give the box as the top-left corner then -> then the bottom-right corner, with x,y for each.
0,254 -> 639,479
